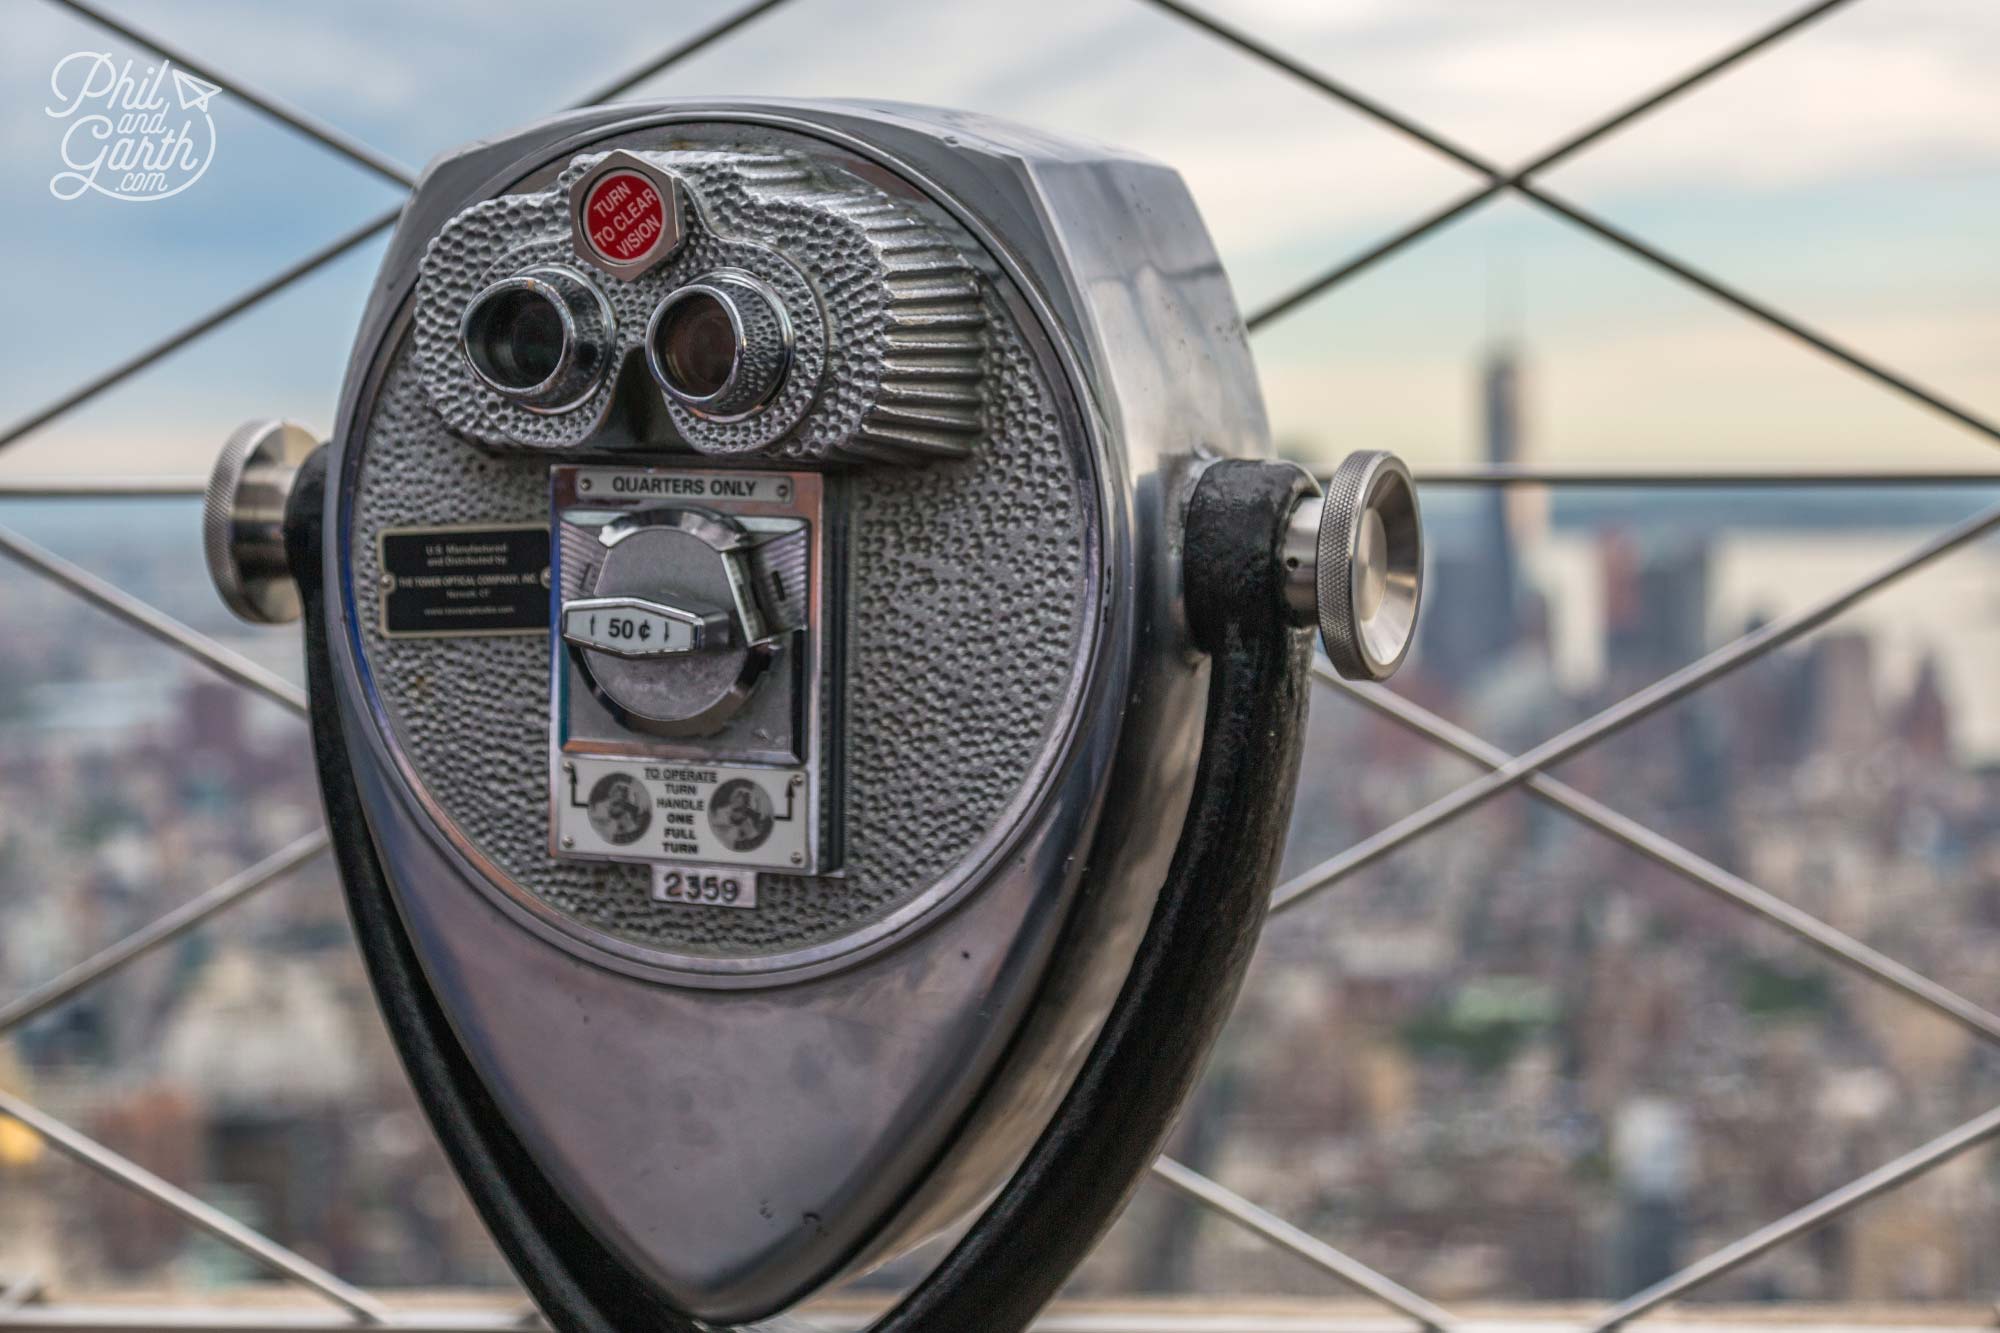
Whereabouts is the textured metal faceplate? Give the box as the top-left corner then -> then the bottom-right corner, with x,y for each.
351,253 -> 1089,963
411,148 -> 986,464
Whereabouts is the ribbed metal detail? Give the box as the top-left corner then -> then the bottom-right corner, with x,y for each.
1315,453 -> 1368,680
821,183 -> 987,465
200,418 -> 267,622
694,154 -> 990,465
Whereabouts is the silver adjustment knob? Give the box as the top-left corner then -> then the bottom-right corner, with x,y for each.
1284,450 -> 1424,681
204,419 -> 318,625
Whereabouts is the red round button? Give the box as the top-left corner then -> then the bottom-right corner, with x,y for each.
581,171 -> 667,265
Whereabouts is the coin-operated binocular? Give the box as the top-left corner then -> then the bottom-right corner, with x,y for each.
204,100 -> 1424,1333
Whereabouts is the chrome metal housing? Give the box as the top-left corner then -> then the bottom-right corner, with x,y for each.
321,101 -> 1271,1323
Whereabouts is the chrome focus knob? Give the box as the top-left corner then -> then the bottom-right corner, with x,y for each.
203,418 -> 318,625
1284,450 -> 1424,681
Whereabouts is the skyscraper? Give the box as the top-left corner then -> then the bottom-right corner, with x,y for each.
1416,343 -> 1527,685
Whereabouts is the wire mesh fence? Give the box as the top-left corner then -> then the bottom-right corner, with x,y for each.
1,0 -> 1996,1326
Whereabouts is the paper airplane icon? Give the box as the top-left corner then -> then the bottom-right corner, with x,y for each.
171,67 -> 221,113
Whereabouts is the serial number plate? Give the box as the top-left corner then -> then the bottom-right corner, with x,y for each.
652,865 -> 758,909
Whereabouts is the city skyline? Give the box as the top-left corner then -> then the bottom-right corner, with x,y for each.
4,326 -> 1997,1303
3,0 -> 1997,1314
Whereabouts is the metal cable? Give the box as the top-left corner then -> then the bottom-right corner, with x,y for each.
1510,0 -> 1860,180
47,0 -> 418,188
0,522 -> 307,716
6,0 -> 804,457
1248,186 -> 1497,332
0,1091 -> 392,1324
1151,1158 -> 1457,1331
0,831 -> 329,1036
1273,500 -> 2000,912
1318,666 -> 2000,1046
1514,179 -> 2000,446
1232,0 -> 1862,330
0,207 -> 402,454
567,0 -> 799,106
1404,466 -> 2000,487
1583,1104 -> 2000,1329
1164,0 -> 2000,447
0,477 -> 210,498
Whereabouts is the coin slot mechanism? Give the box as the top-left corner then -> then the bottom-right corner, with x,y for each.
547,465 -> 837,888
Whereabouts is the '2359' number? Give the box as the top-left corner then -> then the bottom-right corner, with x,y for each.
654,870 -> 746,906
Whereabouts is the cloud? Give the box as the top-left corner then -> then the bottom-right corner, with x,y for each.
0,0 -> 1996,479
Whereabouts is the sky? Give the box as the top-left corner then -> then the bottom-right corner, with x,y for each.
1,0 -> 1998,481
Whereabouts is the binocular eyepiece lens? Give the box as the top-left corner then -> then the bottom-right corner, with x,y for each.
466,287 -> 566,390
647,271 -> 793,421
655,291 -> 738,400
459,266 -> 613,411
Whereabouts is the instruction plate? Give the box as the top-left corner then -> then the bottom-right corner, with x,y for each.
558,753 -> 809,873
